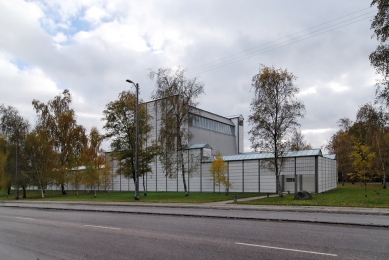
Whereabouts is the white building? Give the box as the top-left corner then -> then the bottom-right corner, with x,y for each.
105,98 -> 337,194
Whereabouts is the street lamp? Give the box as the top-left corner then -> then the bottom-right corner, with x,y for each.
126,79 -> 140,200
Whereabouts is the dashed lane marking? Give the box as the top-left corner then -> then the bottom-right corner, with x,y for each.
84,225 -> 121,230
236,242 -> 337,257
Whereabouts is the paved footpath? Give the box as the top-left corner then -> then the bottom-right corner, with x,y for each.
1,195 -> 388,228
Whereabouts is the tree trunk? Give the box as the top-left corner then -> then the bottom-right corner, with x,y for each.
94,188 -> 96,198
275,155 -> 283,197
14,186 -> 19,200
22,186 -> 26,198
7,187 -> 11,196
132,174 -> 140,200
61,184 -> 67,195
143,174 -> 147,196
276,174 -> 283,197
180,149 -> 188,196
41,188 -> 45,198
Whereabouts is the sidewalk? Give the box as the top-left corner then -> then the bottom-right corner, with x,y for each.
1,196 -> 388,228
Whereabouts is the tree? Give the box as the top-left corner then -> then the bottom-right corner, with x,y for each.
356,103 -> 388,188
149,67 -> 205,196
0,135 -> 9,192
99,159 -> 114,193
32,90 -> 86,195
370,0 -> 389,105
81,127 -> 105,198
24,129 -> 57,198
248,65 -> 305,197
209,152 -> 231,195
326,118 -> 354,185
0,104 -> 30,199
350,143 -> 375,196
290,129 -> 312,151
102,91 -> 157,199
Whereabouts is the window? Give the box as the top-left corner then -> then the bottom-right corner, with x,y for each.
190,114 -> 235,135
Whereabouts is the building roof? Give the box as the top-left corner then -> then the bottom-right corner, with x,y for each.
186,143 -> 212,150
205,149 -> 324,162
226,115 -> 244,120
323,154 -> 336,160
190,108 -> 235,126
142,96 -> 236,126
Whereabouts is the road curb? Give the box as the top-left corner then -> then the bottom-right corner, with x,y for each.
2,203 -> 388,228
1,200 -> 389,216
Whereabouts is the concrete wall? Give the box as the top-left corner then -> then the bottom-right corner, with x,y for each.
189,126 -> 237,156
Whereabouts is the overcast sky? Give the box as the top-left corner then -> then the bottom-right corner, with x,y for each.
0,0 -> 379,152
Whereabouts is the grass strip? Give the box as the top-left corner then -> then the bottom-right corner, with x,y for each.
238,183 -> 388,208
0,190 -> 262,203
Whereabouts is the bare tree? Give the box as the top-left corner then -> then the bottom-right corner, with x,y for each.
248,65 -> 305,197
149,67 -> 204,196
290,129 -> 312,151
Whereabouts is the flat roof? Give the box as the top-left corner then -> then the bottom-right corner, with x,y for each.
323,154 -> 336,160
185,143 -> 212,150
205,149 -> 324,162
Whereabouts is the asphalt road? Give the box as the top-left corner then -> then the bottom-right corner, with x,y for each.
0,207 -> 388,260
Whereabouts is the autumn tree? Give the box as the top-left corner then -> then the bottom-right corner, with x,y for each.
356,103 -> 388,188
326,118 -> 354,185
0,104 -> 30,199
209,152 -> 231,195
32,90 -> 86,195
81,127 -> 105,198
103,90 -> 157,199
99,160 -> 114,193
290,129 -> 312,151
370,0 -> 389,104
24,128 -> 57,198
149,67 -> 205,196
350,143 -> 375,196
248,65 -> 305,197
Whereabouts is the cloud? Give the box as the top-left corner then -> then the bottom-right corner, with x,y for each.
0,0 -> 379,152
0,54 -> 60,122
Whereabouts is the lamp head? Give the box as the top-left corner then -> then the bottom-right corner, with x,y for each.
126,79 -> 134,84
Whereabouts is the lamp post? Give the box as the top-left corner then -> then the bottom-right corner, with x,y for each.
126,79 -> 140,200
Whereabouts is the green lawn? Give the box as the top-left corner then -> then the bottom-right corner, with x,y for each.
0,189 -> 262,203
238,183 -> 389,208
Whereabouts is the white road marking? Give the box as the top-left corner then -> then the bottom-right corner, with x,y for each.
84,225 -> 121,230
236,242 -> 337,257
15,217 -> 35,221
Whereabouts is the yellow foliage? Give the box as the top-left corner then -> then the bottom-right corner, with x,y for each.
350,143 -> 375,181
209,152 -> 232,194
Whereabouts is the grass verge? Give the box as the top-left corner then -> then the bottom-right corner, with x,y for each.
0,190 -> 262,203
238,183 -> 388,208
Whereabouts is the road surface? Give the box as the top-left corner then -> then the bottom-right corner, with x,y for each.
0,207 -> 388,259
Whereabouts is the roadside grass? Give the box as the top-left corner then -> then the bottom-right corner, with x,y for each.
238,183 -> 389,208
0,189 -> 262,203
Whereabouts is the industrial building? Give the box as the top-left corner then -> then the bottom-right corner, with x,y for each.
105,98 -> 337,194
